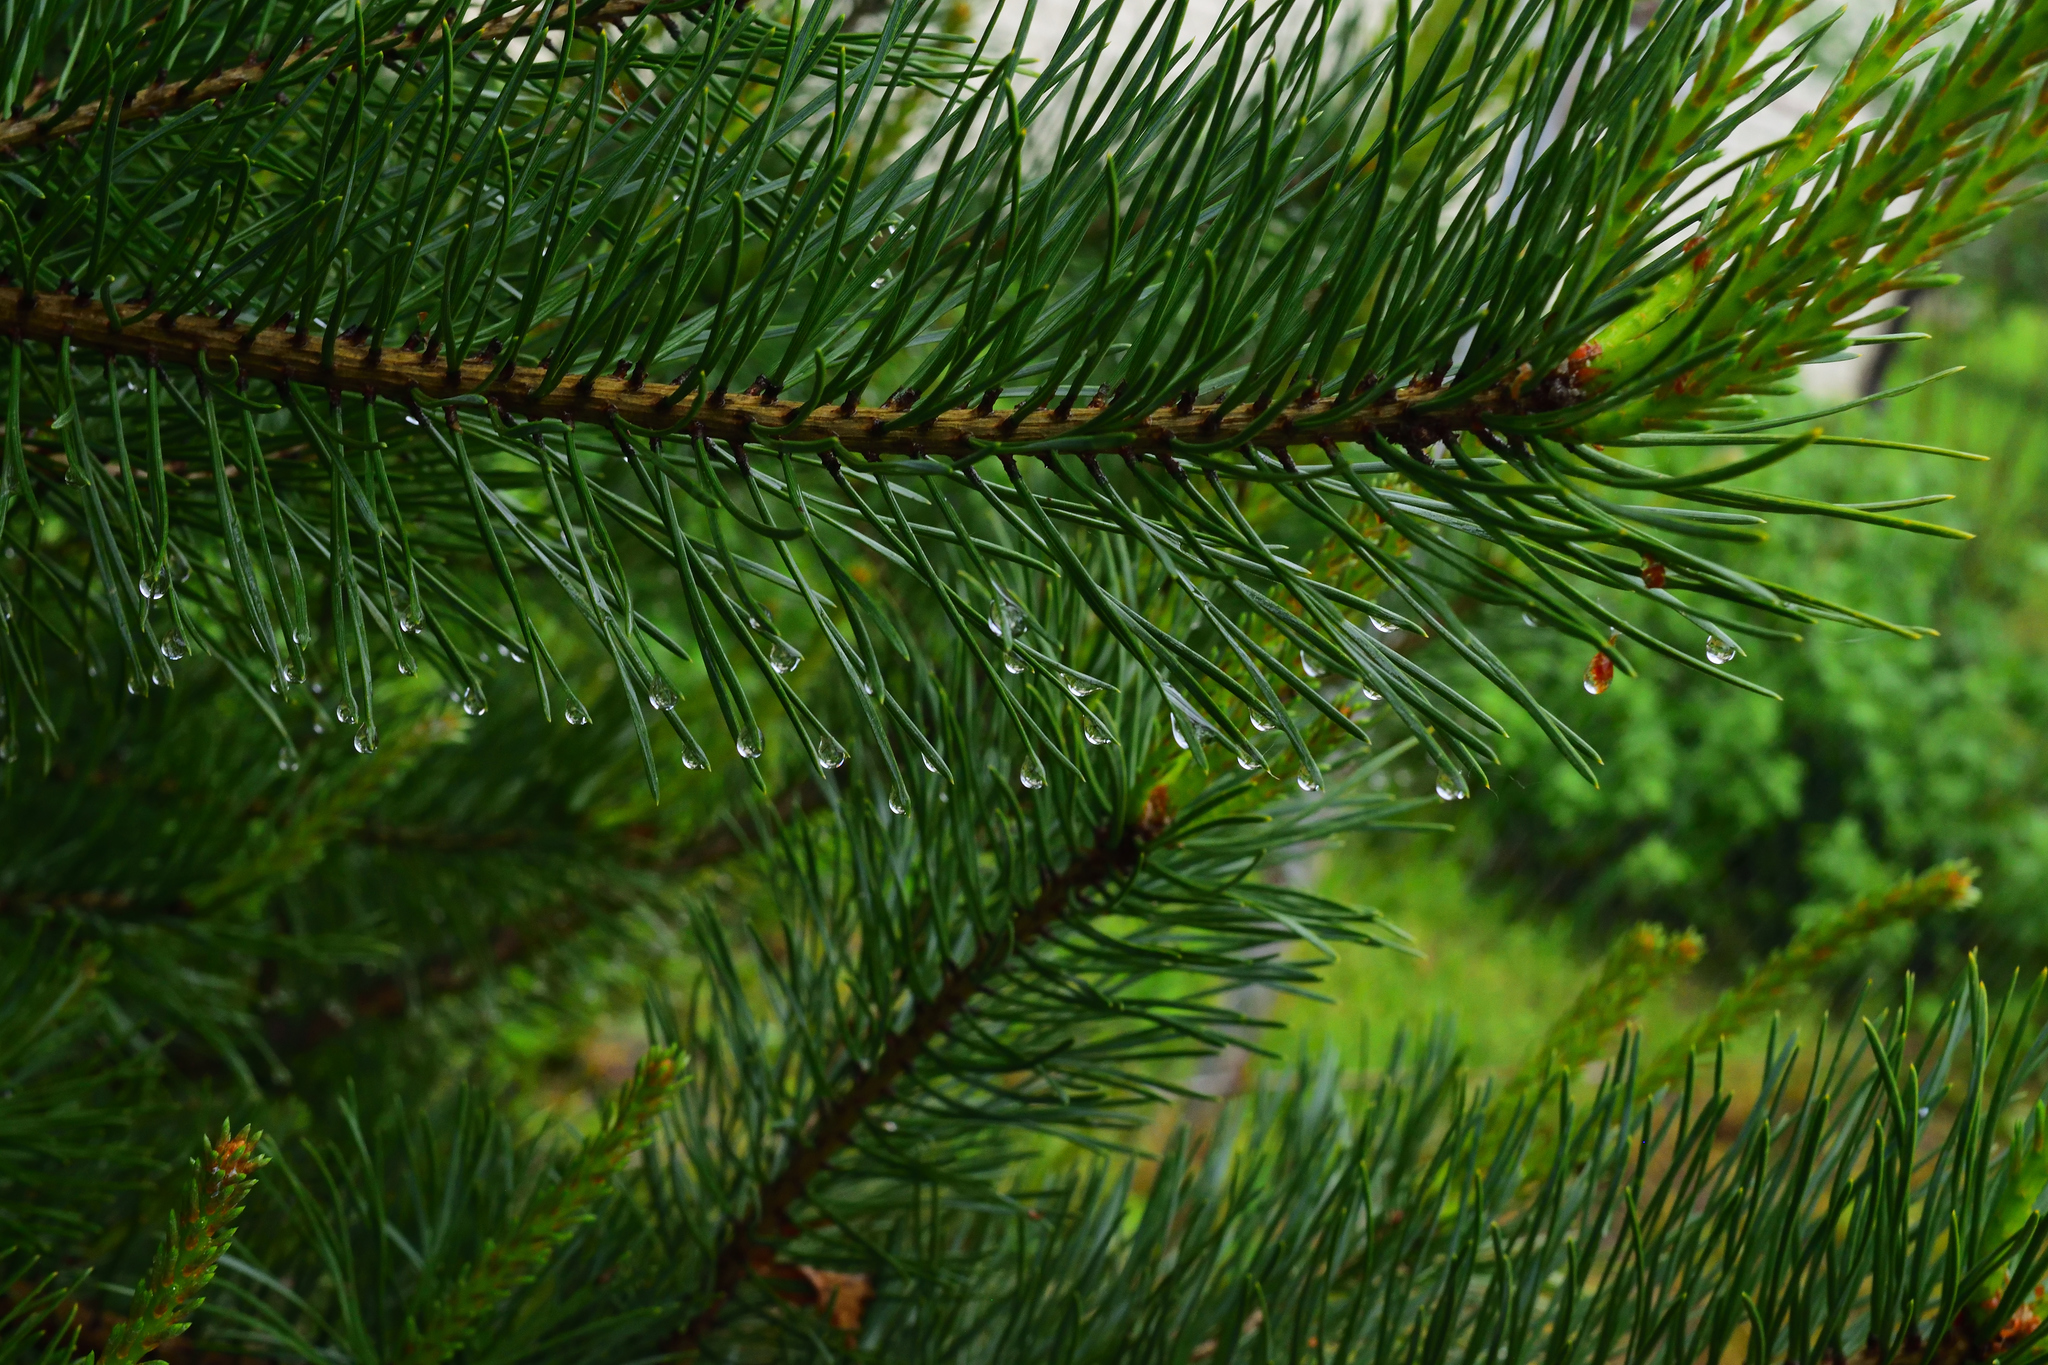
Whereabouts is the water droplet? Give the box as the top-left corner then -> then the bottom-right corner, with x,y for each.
1296,772 -> 1322,793
648,680 -> 680,711
311,721 -> 326,735
564,699 -> 591,726
1236,751 -> 1262,771
1249,710 -> 1277,733
1706,633 -> 1737,665
353,722 -> 380,754
1435,770 -> 1469,801
1003,649 -> 1026,674
920,752 -> 940,774
736,726 -> 765,759
396,657 -> 418,677
1019,753 -> 1047,789
1082,712 -> 1115,746
1299,651 -> 1322,679
1058,669 -> 1100,699
1640,556 -> 1667,590
1583,651 -> 1613,696
679,734 -> 709,770
125,677 -> 140,696
887,783 -> 909,815
1169,714 -> 1190,750
1359,684 -> 1382,702
986,590 -> 1026,638
335,698 -> 358,725
1521,611 -> 1542,628
399,611 -> 423,635
1369,615 -> 1397,634
277,746 -> 300,772
871,275 -> 889,289
138,573 -> 166,602
461,686 -> 489,716
284,660 -> 305,685
813,731 -> 849,770
157,632 -> 188,661
766,637 -> 803,674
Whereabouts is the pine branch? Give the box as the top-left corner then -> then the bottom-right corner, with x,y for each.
1498,921 -> 1704,1112
0,0 -> 665,155
397,1045 -> 684,1365
101,1125 -> 266,1365
249,780 -> 828,1065
0,289 -> 1550,460
1646,860 -> 1980,1087
672,786 -> 1174,1349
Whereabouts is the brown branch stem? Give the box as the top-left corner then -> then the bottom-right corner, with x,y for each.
671,799 -> 1168,1349
0,1 -> 657,153
0,288 -> 1520,457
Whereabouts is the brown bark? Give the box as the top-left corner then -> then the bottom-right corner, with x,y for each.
0,287 -> 1517,458
0,1 -> 656,153
671,789 -> 1172,1350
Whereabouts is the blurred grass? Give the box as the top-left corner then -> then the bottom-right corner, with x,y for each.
1264,839 -> 1712,1080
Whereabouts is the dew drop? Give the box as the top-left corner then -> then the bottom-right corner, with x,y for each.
736,726 -> 765,759
1369,615 -> 1397,634
1082,712 -> 1115,746
1003,649 -> 1026,674
813,731 -> 849,771
1019,753 -> 1047,790
399,611 -> 423,635
461,686 -> 489,717
1058,669 -> 1100,699
1435,770 -> 1469,801
311,721 -> 326,735
564,700 -> 591,726
648,680 -> 680,711
887,784 -> 909,815
986,591 -> 1026,638
1359,684 -> 1382,702
920,752 -> 940,774
1705,632 -> 1737,665
1236,751 -> 1263,771
335,699 -> 358,725
679,736 -> 709,770
1583,651 -> 1613,696
1169,714 -> 1190,750
125,677 -> 140,696
1299,651 -> 1322,679
1521,611 -> 1542,628
1296,772 -> 1322,793
277,746 -> 300,772
148,630 -> 184,662
766,637 -> 804,674
1249,710 -> 1277,733
396,656 -> 418,677
138,573 -> 166,602
353,722 -> 380,754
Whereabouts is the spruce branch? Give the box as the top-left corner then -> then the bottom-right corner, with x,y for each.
100,1125 -> 266,1365
396,1045 -> 685,1365
672,786 -> 1172,1348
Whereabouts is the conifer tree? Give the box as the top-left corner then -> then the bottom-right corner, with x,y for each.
8,0 -> 2048,1357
